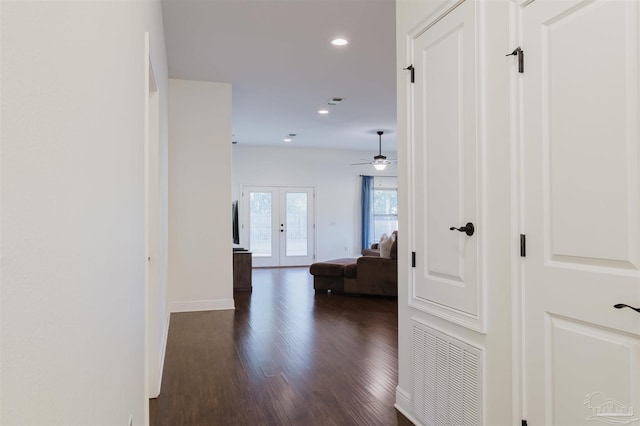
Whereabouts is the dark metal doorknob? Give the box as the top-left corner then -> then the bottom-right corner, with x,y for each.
614,304 -> 640,313
449,222 -> 475,236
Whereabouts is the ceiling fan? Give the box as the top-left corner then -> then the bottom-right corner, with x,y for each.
351,131 -> 394,171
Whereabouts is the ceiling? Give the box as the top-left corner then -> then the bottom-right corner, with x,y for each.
161,0 -> 397,153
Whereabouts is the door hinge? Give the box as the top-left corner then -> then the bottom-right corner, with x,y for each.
411,251 -> 416,267
404,64 -> 415,83
506,47 -> 524,73
522,420 -> 528,426
520,234 -> 526,257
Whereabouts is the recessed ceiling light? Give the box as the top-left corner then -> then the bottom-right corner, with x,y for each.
331,38 -> 348,46
284,138 -> 292,142
318,109 -> 329,114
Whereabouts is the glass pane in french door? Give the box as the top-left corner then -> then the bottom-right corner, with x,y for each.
249,192 -> 272,256
285,192 -> 308,256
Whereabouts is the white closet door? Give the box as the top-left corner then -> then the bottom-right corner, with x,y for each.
411,0 -> 482,330
521,0 -> 640,424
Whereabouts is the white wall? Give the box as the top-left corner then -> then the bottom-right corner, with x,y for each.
395,0 -> 513,424
232,145 -> 398,260
168,79 -> 234,312
1,1 -> 169,424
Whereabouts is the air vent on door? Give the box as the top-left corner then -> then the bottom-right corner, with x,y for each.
411,320 -> 482,425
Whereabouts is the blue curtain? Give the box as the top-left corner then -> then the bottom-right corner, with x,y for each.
361,175 -> 374,251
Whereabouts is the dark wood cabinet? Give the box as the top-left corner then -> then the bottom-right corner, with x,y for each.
233,251 -> 252,291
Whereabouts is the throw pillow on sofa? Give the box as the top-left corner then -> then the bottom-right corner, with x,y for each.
379,233 -> 395,258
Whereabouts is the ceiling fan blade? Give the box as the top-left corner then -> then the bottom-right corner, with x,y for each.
351,162 -> 372,165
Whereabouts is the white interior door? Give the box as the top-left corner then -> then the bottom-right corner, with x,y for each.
411,0 -> 482,330
521,1 -> 640,424
244,186 -> 315,267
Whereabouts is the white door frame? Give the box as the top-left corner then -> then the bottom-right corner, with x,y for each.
144,32 -> 162,416
509,2 -> 525,424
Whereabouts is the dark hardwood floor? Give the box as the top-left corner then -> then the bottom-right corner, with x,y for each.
150,267 -> 413,426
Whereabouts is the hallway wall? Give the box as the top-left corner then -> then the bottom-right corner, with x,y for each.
1,1 -> 169,424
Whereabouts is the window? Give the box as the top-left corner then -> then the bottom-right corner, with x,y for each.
373,188 -> 398,242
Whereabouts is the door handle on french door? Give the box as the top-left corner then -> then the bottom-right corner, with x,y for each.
614,304 -> 640,313
449,222 -> 475,236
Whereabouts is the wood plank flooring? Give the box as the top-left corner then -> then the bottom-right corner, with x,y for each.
150,267 -> 413,426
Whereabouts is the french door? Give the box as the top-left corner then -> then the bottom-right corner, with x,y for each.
243,186 -> 315,267
521,0 -> 640,424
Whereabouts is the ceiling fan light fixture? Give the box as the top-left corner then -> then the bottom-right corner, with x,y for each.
373,162 -> 387,171
350,130 -> 394,170
373,131 -> 389,170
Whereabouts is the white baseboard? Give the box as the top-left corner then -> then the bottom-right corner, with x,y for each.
169,298 -> 235,313
395,386 -> 422,426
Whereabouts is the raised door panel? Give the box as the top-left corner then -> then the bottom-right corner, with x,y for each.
548,316 -> 639,425
541,0 -> 639,270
